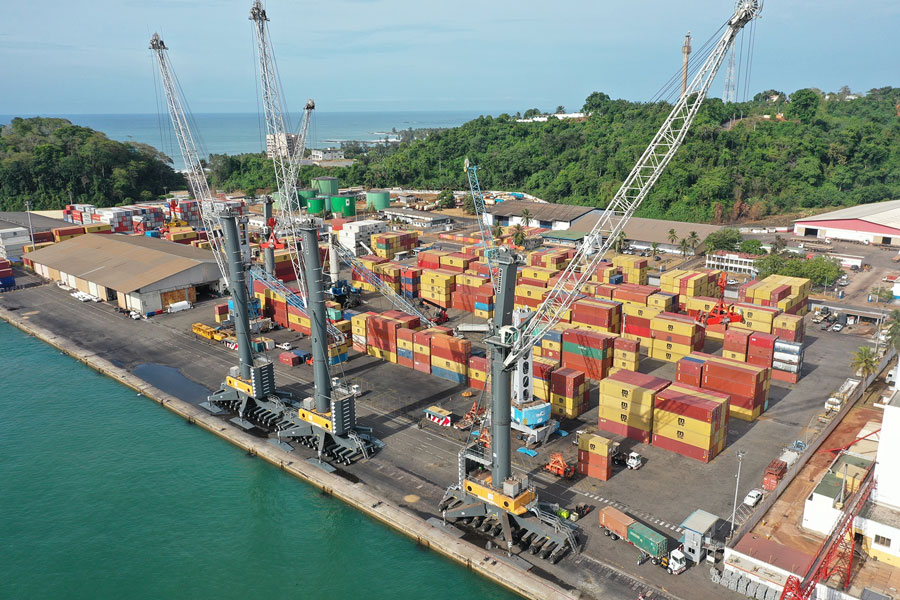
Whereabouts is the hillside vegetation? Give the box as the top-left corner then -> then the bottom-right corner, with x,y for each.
0,117 -> 182,211
213,87 -> 900,224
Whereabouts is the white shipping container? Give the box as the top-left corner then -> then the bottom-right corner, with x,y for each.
773,351 -> 801,364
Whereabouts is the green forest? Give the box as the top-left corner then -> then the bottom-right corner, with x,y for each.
211,86 -> 900,224
0,117 -> 182,211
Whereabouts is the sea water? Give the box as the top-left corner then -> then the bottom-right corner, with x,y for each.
0,321 -> 517,600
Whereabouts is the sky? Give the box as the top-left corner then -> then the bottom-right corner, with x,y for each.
0,0 -> 897,115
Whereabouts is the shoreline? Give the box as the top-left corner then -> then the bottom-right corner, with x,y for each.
0,306 -> 578,600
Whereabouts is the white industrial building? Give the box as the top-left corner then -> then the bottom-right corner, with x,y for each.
570,214 -> 722,256
382,208 -> 451,229
484,200 -> 596,231
310,148 -> 344,161
793,200 -> 900,246
705,250 -> 761,276
27,234 -> 222,314
266,133 -> 299,159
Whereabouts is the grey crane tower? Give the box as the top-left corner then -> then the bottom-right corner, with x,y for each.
439,248 -> 579,563
681,32 -> 692,97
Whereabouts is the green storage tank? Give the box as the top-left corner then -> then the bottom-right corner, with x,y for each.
307,196 -> 327,215
314,176 -> 339,197
366,189 -> 391,211
342,196 -> 357,217
298,188 -> 316,208
330,194 -> 357,218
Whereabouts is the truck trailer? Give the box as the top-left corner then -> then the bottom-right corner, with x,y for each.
598,506 -> 687,574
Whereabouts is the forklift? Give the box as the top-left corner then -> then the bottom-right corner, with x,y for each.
417,298 -> 449,324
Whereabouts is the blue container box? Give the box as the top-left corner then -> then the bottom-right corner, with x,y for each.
430,365 -> 467,385
397,348 -> 414,360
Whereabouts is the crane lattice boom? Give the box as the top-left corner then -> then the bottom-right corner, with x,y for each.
504,0 -> 762,368
149,33 -> 229,287
465,160 -> 498,292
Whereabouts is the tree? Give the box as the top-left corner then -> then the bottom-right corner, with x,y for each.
555,105 -> 566,114
738,239 -> 766,255
771,235 -> 787,254
703,228 -> 742,252
667,228 -> 678,245
871,286 -> 893,303
650,242 -> 660,258
512,224 -> 526,246
522,108 -> 541,119
789,88 -> 821,124
850,346 -> 878,379
462,193 -> 476,215
491,223 -> 504,241
520,208 -> 532,228
678,238 -> 691,257
437,189 -> 455,209
613,230 -> 627,253
687,231 -> 701,252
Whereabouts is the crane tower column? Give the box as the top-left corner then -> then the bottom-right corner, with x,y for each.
681,32 -> 692,97
299,221 -> 332,413
222,213 -> 253,380
263,196 -> 275,276
488,249 -> 519,485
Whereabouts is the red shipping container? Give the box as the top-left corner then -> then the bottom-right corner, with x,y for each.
654,386 -> 728,423
576,461 -> 612,481
577,450 -> 610,467
651,433 -> 714,463
597,419 -> 651,444
723,328 -> 751,354
550,367 -> 586,396
762,472 -> 781,491
278,351 -> 301,366
771,369 -> 799,384
613,337 -> 640,353
749,332 -> 777,349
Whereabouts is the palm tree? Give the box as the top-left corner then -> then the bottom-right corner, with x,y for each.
520,209 -> 532,228
613,230 -> 627,253
512,224 -> 526,246
678,238 -> 691,258
667,228 -> 679,245
851,346 -> 878,379
491,223 -> 504,241
687,231 -> 701,252
650,242 -> 660,259
885,309 -> 900,350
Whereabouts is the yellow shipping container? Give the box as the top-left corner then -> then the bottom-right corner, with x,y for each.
598,379 -> 661,406
599,406 -> 652,430
651,339 -> 693,355
650,316 -> 697,337
653,409 -> 723,437
622,304 -> 663,319
551,394 -> 584,410
515,285 -> 546,299
613,358 -> 640,371
614,349 -> 639,362
430,357 -> 467,375
731,320 -> 773,334
468,368 -> 487,382
578,433 -> 614,455
649,347 -> 687,363
724,350 -> 746,362
729,404 -> 762,422
598,395 -> 654,418
653,421 -> 723,449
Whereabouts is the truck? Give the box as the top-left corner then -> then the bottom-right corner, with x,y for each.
824,377 -> 861,413
598,506 -> 688,574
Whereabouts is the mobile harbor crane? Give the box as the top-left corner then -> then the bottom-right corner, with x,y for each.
151,33 -> 380,465
440,1 -> 763,562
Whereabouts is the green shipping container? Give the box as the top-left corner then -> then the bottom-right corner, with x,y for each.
561,341 -> 608,360
626,522 -> 667,558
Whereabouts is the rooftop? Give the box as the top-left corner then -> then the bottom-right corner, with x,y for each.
0,211 -> 69,232
680,509 -> 719,534
488,200 -> 595,223
794,199 -> 900,228
569,215 -> 721,246
26,234 -> 217,294
540,230 -> 586,241
382,207 -> 451,220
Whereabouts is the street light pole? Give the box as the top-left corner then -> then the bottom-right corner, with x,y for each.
24,200 -> 35,247
730,449 -> 746,538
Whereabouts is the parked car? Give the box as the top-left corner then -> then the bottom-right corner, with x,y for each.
743,489 -> 764,508
850,265 -> 860,271
821,322 -> 832,331
726,279 -> 738,286
831,323 -> 844,333
276,342 -> 292,351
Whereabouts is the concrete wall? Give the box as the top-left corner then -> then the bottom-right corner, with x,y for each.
875,403 -> 900,508
854,516 -> 900,567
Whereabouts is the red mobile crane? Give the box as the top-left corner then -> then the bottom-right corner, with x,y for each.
704,272 -> 743,326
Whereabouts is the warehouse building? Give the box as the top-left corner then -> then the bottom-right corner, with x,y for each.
568,215 -> 722,256
793,200 -> 900,246
484,200 -> 596,231
27,234 -> 222,314
705,250 -> 761,276
382,208 -> 451,229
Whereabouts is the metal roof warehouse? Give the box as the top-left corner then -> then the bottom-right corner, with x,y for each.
793,200 -> 900,246
27,234 -> 222,315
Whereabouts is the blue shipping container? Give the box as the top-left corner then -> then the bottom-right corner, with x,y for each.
430,365 -> 467,385
397,348 -> 414,360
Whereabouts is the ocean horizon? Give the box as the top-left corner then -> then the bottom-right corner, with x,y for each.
0,110 -> 490,169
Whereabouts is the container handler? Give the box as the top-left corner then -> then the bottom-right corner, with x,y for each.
598,506 -> 688,574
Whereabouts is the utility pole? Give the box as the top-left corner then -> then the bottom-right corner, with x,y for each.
730,450 -> 746,538
681,32 -> 692,98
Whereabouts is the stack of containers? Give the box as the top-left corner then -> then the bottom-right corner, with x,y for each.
326,339 -> 350,365
685,353 -> 770,421
549,367 -> 590,418
773,313 -> 805,343
537,329 -> 564,362
0,228 -> 31,261
612,337 -> 641,372
591,262 -> 620,284
272,250 -> 298,282
439,252 -> 476,273
374,262 -> 403,293
561,329 -> 614,381
174,199 -> 202,227
412,329 -> 436,373
613,256 -> 649,285
83,223 -> 112,234
366,314 -> 400,362
519,265 -> 559,287
772,340 -> 804,383
577,434 -> 614,480
420,269 -> 456,308
337,220 -> 387,256
371,231 -> 418,259
647,292 -> 678,313
417,249 -> 449,270
400,266 -> 422,299
598,371 -> 671,443
683,296 -> 720,319
591,282 -> 618,300
213,303 -> 229,324
514,284 -> 546,311
723,328 -> 751,361
747,332 -> 777,368
0,258 -> 14,289
430,334 -> 471,385
612,284 -> 660,306
731,303 -> 780,334
467,355 -> 491,391
166,227 -> 199,245
622,304 -> 663,349
739,275 -> 810,316
352,255 -> 388,291
53,226 -> 85,242
652,383 -> 730,463
396,327 -> 416,368
350,312 -> 373,352
95,207 -> 134,232
571,298 -> 622,334
532,357 -> 558,402
649,312 -> 705,362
